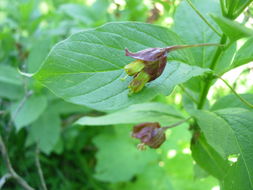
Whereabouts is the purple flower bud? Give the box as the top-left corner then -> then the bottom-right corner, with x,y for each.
124,43 -> 221,93
125,48 -> 167,81
124,48 -> 168,93
132,122 -> 166,149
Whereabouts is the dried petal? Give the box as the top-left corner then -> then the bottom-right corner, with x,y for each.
132,122 -> 166,149
125,48 -> 167,62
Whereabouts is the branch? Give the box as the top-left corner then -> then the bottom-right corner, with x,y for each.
0,173 -> 11,189
215,75 -> 253,109
163,117 -> 192,130
197,35 -> 227,109
35,146 -> 48,190
179,85 -> 198,104
0,135 -> 34,190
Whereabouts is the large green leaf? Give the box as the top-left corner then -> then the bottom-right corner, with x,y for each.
11,94 -> 47,131
215,37 -> 253,73
35,22 -> 209,111
194,108 -> 253,190
211,15 -> 253,41
0,64 -> 24,100
76,102 -> 184,126
173,0 -> 221,67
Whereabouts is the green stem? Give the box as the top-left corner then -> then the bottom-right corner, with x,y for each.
227,1 -> 237,18
35,146 -> 47,190
185,0 -> 222,37
234,1 -> 253,19
179,85 -> 198,104
197,35 -> 227,109
220,0 -> 227,16
215,75 -> 253,109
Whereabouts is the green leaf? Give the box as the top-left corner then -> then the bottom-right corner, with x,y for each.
35,22 -> 209,111
27,110 -> 61,154
194,109 -> 253,190
211,94 -> 253,111
0,64 -> 24,100
191,134 -> 229,180
11,94 -> 47,131
93,125 -> 157,183
211,15 -> 253,41
50,99 -> 91,115
173,0 -> 221,67
59,1 -> 109,26
27,38 -> 52,73
76,102 -> 184,126
59,4 -> 95,25
215,37 -> 253,73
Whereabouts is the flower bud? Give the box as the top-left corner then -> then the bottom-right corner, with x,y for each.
124,60 -> 145,76
132,122 -> 166,149
124,43 -> 221,93
124,48 -> 168,94
128,71 -> 150,94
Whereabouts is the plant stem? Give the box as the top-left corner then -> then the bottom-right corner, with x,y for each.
197,35 -> 227,109
227,1 -> 237,18
215,75 -> 253,109
0,135 -> 34,190
165,43 -> 223,52
220,0 -> 227,16
35,146 -> 48,190
185,0 -> 222,37
163,117 -> 192,130
234,1 -> 252,19
179,85 -> 198,104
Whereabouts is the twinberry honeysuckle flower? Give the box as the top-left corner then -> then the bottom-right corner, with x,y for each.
132,117 -> 192,149
132,122 -> 166,149
124,43 -> 222,94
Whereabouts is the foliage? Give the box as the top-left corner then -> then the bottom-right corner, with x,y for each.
1,0 -> 253,190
